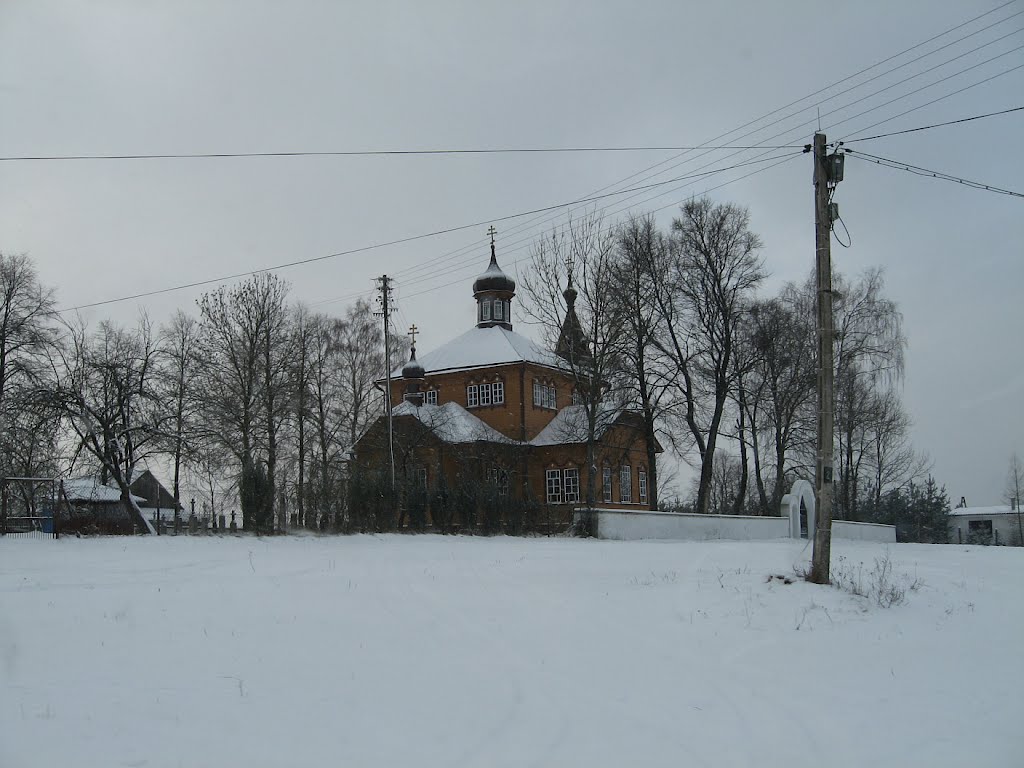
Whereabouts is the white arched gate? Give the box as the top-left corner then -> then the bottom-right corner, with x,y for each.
780,479 -> 815,539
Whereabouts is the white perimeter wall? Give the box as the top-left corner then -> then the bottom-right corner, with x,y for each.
588,510 -> 788,542
832,520 -> 897,543
583,509 -> 895,543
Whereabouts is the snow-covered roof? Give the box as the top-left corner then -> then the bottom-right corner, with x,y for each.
390,326 -> 563,378
392,401 -> 520,445
62,478 -> 145,504
529,404 -> 623,447
949,505 -> 1020,518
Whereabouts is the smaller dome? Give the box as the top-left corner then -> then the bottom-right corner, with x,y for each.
402,348 -> 425,379
473,249 -> 516,295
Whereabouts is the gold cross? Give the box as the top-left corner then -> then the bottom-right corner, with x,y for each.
408,324 -> 418,346
487,225 -> 497,246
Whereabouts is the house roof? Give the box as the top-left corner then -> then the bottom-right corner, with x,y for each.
62,478 -> 145,504
529,404 -> 622,447
392,401 -> 521,445
950,505 -> 1020,518
389,325 -> 562,378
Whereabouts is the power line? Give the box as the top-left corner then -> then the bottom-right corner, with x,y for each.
396,49 -> 1024,290
837,105 -> 1024,143
843,148 -> 1024,198
58,152 -> 800,312
327,45 -> 1024,307
397,153 -> 805,303
391,18 -> 1024,286
838,59 -> 1024,141
57,3 -> 1024,313
0,144 -> 803,163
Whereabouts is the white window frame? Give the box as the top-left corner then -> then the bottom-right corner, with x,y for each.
481,299 -> 492,321
563,468 -> 580,504
494,300 -> 504,320
639,468 -> 648,504
467,384 -> 478,408
479,382 -> 492,406
534,381 -> 556,410
620,465 -> 632,503
425,390 -> 438,405
603,467 -> 612,504
493,380 -> 504,404
545,469 -> 562,504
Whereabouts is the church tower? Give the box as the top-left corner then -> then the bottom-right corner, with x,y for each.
556,262 -> 589,365
472,226 -> 515,331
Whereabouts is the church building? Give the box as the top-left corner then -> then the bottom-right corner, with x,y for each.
351,232 -> 658,529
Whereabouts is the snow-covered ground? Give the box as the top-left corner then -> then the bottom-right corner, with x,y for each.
1,534 -> 1020,767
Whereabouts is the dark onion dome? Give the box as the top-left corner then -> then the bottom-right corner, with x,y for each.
402,347 -> 425,379
473,248 -> 516,295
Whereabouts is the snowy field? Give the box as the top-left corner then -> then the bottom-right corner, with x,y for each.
1,534 -> 1021,768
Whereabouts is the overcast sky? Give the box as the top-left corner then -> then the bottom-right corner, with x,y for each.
1,0 -> 1021,506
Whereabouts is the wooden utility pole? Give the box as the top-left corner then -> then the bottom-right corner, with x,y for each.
374,275 -> 396,492
809,132 -> 835,585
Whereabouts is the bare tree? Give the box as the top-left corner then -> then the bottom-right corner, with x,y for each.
865,386 -> 930,508
1006,453 -> 1024,546
522,213 -> 626,507
334,299 -> 386,449
0,253 -> 58,477
651,198 -> 765,515
611,215 -> 673,509
742,287 -> 816,514
197,274 -> 292,531
829,268 -> 907,520
40,317 -> 162,532
157,310 -> 202,510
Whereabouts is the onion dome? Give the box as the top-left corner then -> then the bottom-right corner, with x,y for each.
472,241 -> 516,295
402,346 -> 425,380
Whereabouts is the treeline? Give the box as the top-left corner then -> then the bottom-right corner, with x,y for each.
1,195 -> 940,536
0,256 -> 397,532
519,198 -> 936,528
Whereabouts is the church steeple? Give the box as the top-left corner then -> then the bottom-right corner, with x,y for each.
402,324 -> 426,406
472,226 -> 515,331
556,259 -> 589,365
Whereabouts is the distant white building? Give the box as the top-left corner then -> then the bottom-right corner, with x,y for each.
949,504 -> 1023,545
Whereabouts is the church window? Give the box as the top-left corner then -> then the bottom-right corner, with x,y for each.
639,468 -> 648,503
545,469 -> 562,504
467,384 -> 478,407
481,299 -> 492,321
603,467 -> 613,503
479,382 -> 492,406
533,381 -> 557,410
415,467 -> 428,489
493,380 -> 504,404
425,390 -> 438,405
494,300 -> 504,320
572,389 -> 584,406
563,468 -> 580,504
620,465 -> 632,503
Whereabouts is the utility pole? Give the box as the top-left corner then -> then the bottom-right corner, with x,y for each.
809,132 -> 837,585
374,275 -> 396,493
1012,455 -> 1022,546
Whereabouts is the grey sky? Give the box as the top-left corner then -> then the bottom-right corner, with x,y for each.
1,0 -> 1021,505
